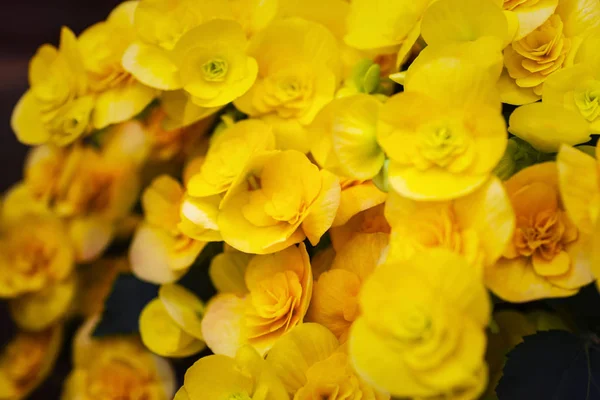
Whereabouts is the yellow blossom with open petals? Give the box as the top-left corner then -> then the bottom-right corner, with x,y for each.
62,319 -> 175,400
11,27 -> 92,146
123,0 -> 257,107
176,345 -> 288,400
79,1 -> 157,129
378,44 -> 506,200
309,94 -> 385,180
266,323 -> 389,400
485,162 -> 594,302
385,178 -> 515,268
307,233 -> 389,343
130,175 -> 219,284
218,150 -> 340,254
349,249 -> 490,399
186,119 -> 275,199
0,326 -> 62,400
202,244 -> 312,356
234,18 -> 341,153
140,284 -> 206,357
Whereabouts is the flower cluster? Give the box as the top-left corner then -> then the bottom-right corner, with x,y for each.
2,0 -> 600,399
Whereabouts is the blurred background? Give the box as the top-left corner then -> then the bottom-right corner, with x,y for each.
0,0 -> 121,193
1,1 -> 121,398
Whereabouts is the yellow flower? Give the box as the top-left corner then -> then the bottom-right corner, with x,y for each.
344,0 -> 432,64
309,94 -> 385,180
202,244 -> 312,356
79,1 -> 157,129
6,133 -> 141,262
0,214 -> 74,298
541,27 -> 600,134
62,319 -> 175,400
11,27 -> 93,146
123,0 -> 257,107
485,162 -> 594,302
307,233 -> 389,343
266,323 -> 390,400
0,326 -> 62,400
377,44 -> 506,200
130,175 -> 219,284
218,150 -> 340,254
502,0 -> 559,40
186,119 -> 275,199
349,249 -> 490,399
503,14 -> 572,102
175,345 -> 288,400
140,284 -> 206,357
234,18 -> 341,153
385,178 -> 515,268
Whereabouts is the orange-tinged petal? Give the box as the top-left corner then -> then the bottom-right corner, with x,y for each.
333,182 -> 387,227
68,217 -> 114,263
201,294 -> 247,357
209,251 -> 252,295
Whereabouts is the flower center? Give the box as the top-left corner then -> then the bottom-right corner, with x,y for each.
514,210 -> 576,260
420,126 -> 467,168
574,86 -> 600,122
202,58 -> 228,82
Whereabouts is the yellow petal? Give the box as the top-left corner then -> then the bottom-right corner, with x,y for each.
161,90 -> 221,130
421,0 -> 508,46
512,0 -> 559,40
209,251 -> 252,295
332,232 -> 389,280
9,277 -> 75,331
179,194 -> 222,242
485,257 -> 578,302
140,298 -> 203,357
201,294 -> 247,357
556,0 -> 600,37
129,223 -> 200,284
547,236 -> 595,289
389,162 -> 490,201
497,69 -> 541,105
508,103 -> 591,153
557,144 -> 600,234
183,353 -> 253,400
302,170 -> 341,245
454,177 -> 515,266
333,182 -> 387,227
10,90 -> 51,145
265,323 -> 339,393
174,387 -> 191,400
159,284 -> 206,340
122,41 -> 182,90
143,175 -> 184,233
92,81 -> 157,129
69,217 -> 114,263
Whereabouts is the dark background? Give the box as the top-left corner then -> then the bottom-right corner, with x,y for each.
0,1 -> 120,398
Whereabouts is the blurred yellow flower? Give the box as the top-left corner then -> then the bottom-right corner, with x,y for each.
11,27 -> 93,146
309,94 -> 385,180
349,249 -> 490,399
202,244 -> 312,356
330,203 -> 390,252
130,175 -> 219,284
485,162 -> 594,302
267,323 -> 390,400
176,345 -> 288,400
378,43 -> 506,200
186,119 -> 275,199
218,150 -> 340,254
62,319 -> 175,400
0,326 -> 62,400
79,1 -> 157,129
140,284 -> 206,357
385,177 -> 515,268
307,233 -> 388,343
234,18 -> 341,152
